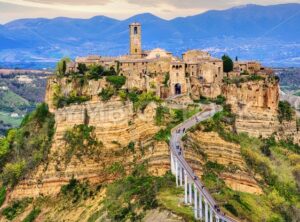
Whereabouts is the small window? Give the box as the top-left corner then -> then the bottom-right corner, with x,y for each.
134,27 -> 138,35
135,49 -> 138,53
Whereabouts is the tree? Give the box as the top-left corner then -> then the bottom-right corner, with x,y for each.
77,63 -> 88,74
56,57 -> 71,76
222,55 -> 234,73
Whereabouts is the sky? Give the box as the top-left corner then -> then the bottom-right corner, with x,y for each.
0,0 -> 299,24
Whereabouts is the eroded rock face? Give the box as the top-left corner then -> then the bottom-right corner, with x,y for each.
9,100 -> 170,199
184,131 -> 262,194
222,79 -> 300,143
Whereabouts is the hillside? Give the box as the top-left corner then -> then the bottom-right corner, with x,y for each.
0,70 -> 51,136
1,3 -> 300,68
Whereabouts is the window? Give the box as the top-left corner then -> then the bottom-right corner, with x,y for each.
135,49 -> 137,53
134,27 -> 138,35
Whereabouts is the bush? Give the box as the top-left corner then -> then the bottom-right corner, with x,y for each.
61,178 -> 93,203
0,186 -> 6,207
2,161 -> 26,186
106,76 -> 126,89
99,87 -> 114,101
2,198 -> 32,220
63,124 -> 102,163
155,106 -> 169,125
23,208 -> 41,222
0,104 -> 55,187
104,164 -> 174,221
87,65 -> 104,80
278,101 -> 294,123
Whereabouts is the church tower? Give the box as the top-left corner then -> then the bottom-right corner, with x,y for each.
129,23 -> 142,56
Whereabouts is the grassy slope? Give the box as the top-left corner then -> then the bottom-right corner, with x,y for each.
187,110 -> 300,222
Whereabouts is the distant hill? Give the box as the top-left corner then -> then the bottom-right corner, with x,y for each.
0,3 -> 300,68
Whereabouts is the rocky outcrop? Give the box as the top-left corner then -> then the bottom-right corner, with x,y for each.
183,131 -> 262,194
223,78 -> 300,143
9,100 -> 170,199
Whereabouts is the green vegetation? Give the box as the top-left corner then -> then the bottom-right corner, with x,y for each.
56,57 -> 71,76
106,76 -> 126,89
0,186 -> 6,207
294,91 -> 300,97
61,178 -> 95,204
192,105 -> 300,221
103,163 -> 176,221
22,208 -> 41,222
223,74 -> 265,85
222,55 -> 233,73
2,198 -> 32,220
157,187 -> 195,221
99,86 -> 115,101
63,124 -> 102,164
278,101 -> 294,123
163,72 -> 170,87
154,105 -> 201,143
0,103 -> 55,187
52,85 -> 90,109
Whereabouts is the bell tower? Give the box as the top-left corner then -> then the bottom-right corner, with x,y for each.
129,23 -> 142,56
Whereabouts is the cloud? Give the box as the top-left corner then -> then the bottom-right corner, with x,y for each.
126,0 -> 234,9
25,0 -> 111,5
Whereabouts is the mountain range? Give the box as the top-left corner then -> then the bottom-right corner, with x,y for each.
0,3 -> 300,68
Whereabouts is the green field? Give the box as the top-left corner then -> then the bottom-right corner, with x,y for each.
0,112 -> 22,128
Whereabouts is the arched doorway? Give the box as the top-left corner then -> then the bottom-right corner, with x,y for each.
175,83 -> 181,95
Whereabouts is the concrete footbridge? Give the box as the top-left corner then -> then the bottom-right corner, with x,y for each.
169,104 -> 239,222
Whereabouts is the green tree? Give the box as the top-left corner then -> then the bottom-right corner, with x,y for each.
78,63 -> 88,74
56,57 -> 71,76
222,54 -> 234,73
278,101 -> 294,123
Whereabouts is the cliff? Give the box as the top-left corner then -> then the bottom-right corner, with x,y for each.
222,77 -> 300,143
183,131 -> 262,194
9,99 -> 170,199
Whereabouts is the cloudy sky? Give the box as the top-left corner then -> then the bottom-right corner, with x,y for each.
0,0 -> 299,24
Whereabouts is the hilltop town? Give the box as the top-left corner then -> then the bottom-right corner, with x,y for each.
64,23 -> 271,102
0,23 -> 299,222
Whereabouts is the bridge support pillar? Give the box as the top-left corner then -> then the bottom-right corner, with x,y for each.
216,216 -> 220,222
175,158 -> 178,187
189,182 -> 192,204
205,200 -> 208,222
210,207 -> 213,222
179,165 -> 183,186
194,184 -> 199,219
199,193 -> 203,219
170,151 -> 174,174
184,170 -> 188,204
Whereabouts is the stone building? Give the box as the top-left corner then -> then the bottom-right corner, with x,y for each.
66,22 -> 269,99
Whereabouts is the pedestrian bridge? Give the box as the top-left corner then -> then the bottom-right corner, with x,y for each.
169,104 -> 239,222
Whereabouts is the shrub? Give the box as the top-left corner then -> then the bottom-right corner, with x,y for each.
2,198 -> 32,220
63,124 -> 102,163
0,186 -> 6,207
155,106 -> 169,125
106,76 -> 126,89
61,178 -> 93,203
99,87 -> 114,101
87,64 -> 104,80
163,72 -> 170,87
0,104 -> 55,187
23,208 -> 41,222
278,101 -> 294,123
134,92 -> 161,111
